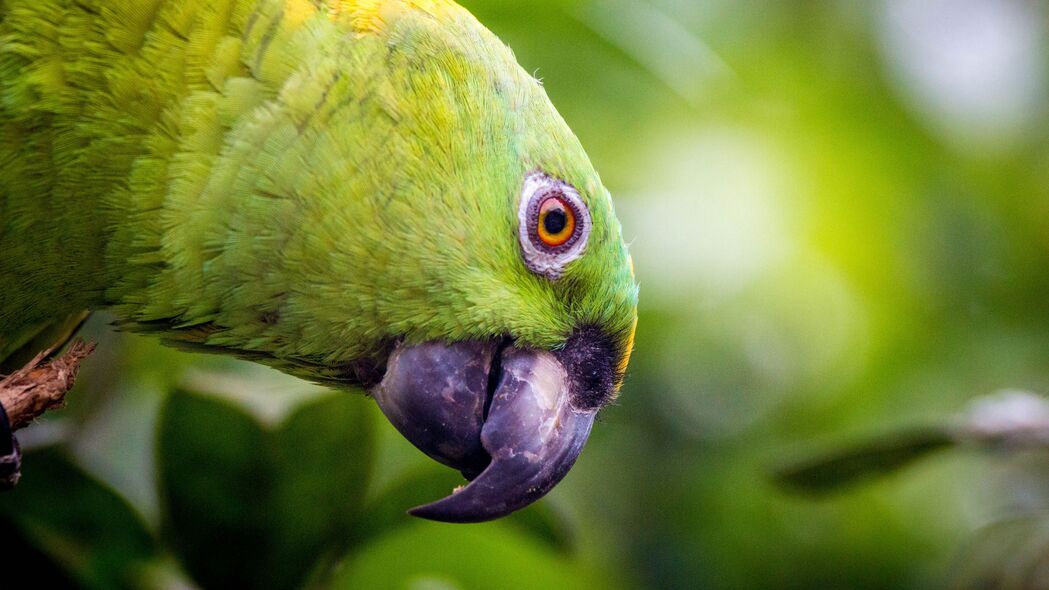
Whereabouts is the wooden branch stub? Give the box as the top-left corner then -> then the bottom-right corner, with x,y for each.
0,339 -> 96,430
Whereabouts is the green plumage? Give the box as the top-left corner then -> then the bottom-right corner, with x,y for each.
0,0 -> 637,389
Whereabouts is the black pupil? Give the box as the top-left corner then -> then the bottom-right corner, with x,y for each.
543,208 -> 568,235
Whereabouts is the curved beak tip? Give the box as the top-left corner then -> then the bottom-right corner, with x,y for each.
407,495 -> 482,523
373,342 -> 599,522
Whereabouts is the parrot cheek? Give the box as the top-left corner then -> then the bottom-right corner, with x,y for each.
371,339 -> 604,523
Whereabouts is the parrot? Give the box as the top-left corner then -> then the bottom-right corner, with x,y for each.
0,0 -> 638,523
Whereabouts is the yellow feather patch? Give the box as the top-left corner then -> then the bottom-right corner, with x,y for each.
283,0 -> 318,27
616,254 -> 638,380
617,314 -> 637,380
324,0 -> 457,33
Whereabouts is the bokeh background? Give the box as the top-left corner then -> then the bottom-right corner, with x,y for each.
6,0 -> 1049,588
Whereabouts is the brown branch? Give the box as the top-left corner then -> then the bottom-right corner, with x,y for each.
0,339 -> 96,430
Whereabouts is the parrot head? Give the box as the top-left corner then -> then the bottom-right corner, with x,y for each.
370,162 -> 638,522
324,1 -> 638,523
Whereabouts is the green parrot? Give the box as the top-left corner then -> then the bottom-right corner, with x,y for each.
0,0 -> 637,522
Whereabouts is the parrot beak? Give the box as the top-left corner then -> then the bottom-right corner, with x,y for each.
372,340 -> 599,523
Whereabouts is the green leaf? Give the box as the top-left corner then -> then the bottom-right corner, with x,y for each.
330,521 -> 616,590
348,465 -> 465,547
773,427 -> 956,494
0,518 -> 81,588
157,386 -> 374,590
0,447 -> 157,590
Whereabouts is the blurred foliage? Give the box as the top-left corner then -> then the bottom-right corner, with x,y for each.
773,427 -> 956,494
6,0 -> 1049,588
0,448 -> 157,589
156,387 -> 373,589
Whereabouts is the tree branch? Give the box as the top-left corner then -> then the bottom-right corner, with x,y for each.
0,339 -> 96,430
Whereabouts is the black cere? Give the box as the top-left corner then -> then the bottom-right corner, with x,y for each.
543,209 -> 567,235
556,326 -> 620,411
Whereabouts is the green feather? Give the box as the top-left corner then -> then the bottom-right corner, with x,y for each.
0,0 -> 637,391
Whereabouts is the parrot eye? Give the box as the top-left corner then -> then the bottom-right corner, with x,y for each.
518,172 -> 591,280
537,197 -> 575,247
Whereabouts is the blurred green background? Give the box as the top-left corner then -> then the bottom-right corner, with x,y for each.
6,0 -> 1049,588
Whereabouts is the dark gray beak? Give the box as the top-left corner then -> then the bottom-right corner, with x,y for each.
372,341 -> 598,523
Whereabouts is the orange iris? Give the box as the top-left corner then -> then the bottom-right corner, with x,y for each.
536,196 -> 575,247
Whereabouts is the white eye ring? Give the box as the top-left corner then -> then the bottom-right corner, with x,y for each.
517,172 -> 591,280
